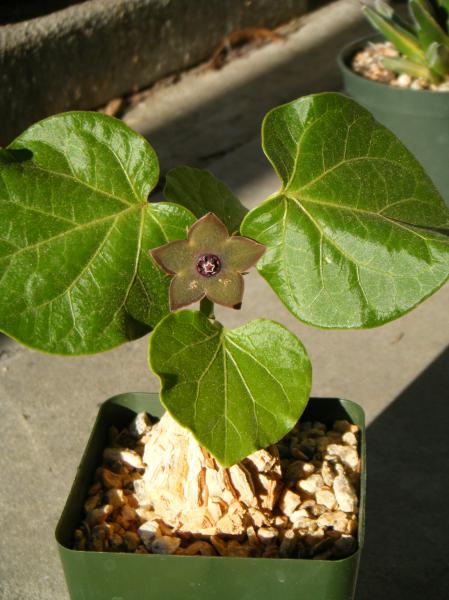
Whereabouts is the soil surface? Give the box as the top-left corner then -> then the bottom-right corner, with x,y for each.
351,41 -> 449,92
74,412 -> 360,560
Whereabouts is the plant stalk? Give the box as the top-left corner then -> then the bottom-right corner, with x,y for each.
200,297 -> 215,319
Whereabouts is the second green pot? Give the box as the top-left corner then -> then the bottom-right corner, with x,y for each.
56,393 -> 366,600
339,35 -> 449,207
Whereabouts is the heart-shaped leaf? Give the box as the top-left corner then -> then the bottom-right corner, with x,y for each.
241,92 -> 449,329
0,112 -> 195,354
149,310 -> 312,466
164,166 -> 247,233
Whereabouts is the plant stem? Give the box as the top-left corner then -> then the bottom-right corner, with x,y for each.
200,297 -> 215,319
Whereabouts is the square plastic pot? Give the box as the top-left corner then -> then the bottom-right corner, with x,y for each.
56,393 -> 366,600
338,35 -> 449,207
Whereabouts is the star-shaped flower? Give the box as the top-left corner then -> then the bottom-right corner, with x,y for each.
150,213 -> 266,310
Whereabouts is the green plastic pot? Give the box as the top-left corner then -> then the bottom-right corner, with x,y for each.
339,35 -> 449,207
56,393 -> 366,600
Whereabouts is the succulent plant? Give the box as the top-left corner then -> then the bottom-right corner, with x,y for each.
362,0 -> 449,83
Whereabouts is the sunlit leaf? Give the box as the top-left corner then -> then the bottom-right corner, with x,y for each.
0,112 -> 194,354
149,310 -> 312,466
241,93 -> 449,329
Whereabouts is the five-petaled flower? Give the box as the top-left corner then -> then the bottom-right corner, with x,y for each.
150,213 -> 266,310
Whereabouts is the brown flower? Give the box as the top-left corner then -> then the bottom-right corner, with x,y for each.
150,213 -> 265,310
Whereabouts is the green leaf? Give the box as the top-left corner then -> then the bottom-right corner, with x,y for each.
149,310 -> 312,467
0,112 -> 195,354
409,0 -> 449,51
241,93 -> 449,329
381,55 -> 433,79
425,40 -> 449,77
373,0 -> 395,19
373,0 -> 415,34
362,5 -> 426,63
164,166 -> 247,233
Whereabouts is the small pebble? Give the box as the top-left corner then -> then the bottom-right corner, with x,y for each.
152,535 -> 181,554
279,529 -> 297,557
321,460 -> 334,487
180,541 -> 216,556
326,445 -> 359,472
298,474 -> 324,495
257,527 -> 278,543
129,412 -> 153,438
100,468 -> 122,489
226,540 -> 251,557
396,73 -> 412,88
315,489 -> 337,510
124,531 -> 140,551
105,488 -> 125,508
121,504 -> 137,522
333,420 -> 359,434
138,520 -> 161,548
333,465 -> 358,513
279,489 -> 302,516
86,504 -> 113,527
84,493 -> 101,512
103,447 -> 144,469
341,432 -> 357,447
317,511 -> 348,533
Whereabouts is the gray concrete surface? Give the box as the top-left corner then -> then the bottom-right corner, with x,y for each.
0,0 -> 309,145
1,1 -> 448,598
123,0 -> 372,173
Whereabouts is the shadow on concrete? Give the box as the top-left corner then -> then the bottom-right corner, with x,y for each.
127,2 -> 406,183
358,345 -> 449,599
130,14 -> 372,177
0,1 -> 85,25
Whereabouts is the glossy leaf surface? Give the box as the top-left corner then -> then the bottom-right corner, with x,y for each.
149,310 -> 312,466
0,112 -> 195,354
241,93 -> 449,329
164,166 -> 247,233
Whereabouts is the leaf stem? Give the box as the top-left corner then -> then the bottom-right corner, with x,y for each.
200,297 -> 215,319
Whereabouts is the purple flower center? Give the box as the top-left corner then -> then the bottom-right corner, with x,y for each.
196,254 -> 221,278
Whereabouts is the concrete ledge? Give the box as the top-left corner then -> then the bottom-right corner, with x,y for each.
0,0 -> 308,144
123,0 -> 372,174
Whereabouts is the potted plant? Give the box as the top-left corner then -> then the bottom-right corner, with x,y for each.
1,92 -> 448,600
338,0 -> 449,206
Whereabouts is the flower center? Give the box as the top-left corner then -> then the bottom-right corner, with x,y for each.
196,254 -> 221,278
